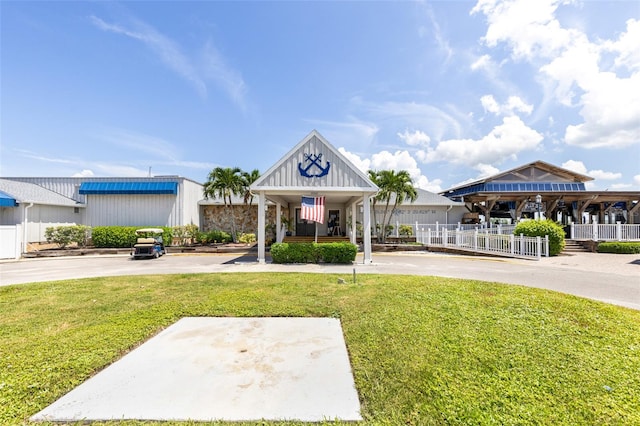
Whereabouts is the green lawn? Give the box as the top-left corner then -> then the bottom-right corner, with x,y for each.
1,273 -> 638,425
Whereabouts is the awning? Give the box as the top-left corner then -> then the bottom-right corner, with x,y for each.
79,181 -> 178,195
0,191 -> 18,207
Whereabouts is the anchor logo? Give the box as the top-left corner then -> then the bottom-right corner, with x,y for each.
298,153 -> 331,178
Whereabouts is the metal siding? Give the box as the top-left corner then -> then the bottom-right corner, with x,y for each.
85,194 -> 177,227
180,179 -> 203,226
27,205 -> 80,242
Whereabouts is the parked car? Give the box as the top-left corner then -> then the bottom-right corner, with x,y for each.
131,228 -> 166,259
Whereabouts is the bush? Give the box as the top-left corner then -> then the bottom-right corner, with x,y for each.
196,229 -> 232,244
399,224 -> 414,237
92,226 -> 172,248
172,224 -> 199,245
238,233 -> 257,244
316,242 -> 358,264
597,242 -> 640,254
513,219 -> 565,256
271,242 -> 357,264
44,225 -> 90,248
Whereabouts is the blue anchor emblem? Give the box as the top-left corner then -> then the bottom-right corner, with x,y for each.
298,153 -> 331,178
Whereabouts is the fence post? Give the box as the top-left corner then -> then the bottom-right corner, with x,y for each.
510,234 -> 514,255
570,223 -> 575,239
616,221 -> 622,241
396,221 -> 400,238
415,221 -> 419,240
592,221 -> 598,241
443,228 -> 448,247
436,221 -> 439,233
536,236 -> 541,260
427,229 -> 431,246
497,224 -> 502,234
520,234 -> 524,255
474,229 -> 478,251
545,235 -> 549,257
457,222 -> 461,231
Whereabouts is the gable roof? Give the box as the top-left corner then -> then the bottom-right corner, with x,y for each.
442,160 -> 594,194
0,179 -> 83,207
251,130 -> 378,194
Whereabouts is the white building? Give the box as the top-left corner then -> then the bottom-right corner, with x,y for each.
0,177 -> 202,258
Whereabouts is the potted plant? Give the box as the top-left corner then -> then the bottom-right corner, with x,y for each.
281,215 -> 293,236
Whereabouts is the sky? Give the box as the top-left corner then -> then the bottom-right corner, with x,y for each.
1,0 -> 639,193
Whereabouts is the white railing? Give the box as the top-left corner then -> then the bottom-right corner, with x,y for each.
570,223 -> 640,241
416,228 -> 549,260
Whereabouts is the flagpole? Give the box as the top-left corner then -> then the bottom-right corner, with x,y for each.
314,221 -> 318,243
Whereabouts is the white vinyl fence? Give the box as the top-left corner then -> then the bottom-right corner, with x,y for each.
570,223 -> 640,241
415,227 -> 549,260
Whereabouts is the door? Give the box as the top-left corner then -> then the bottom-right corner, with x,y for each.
295,208 -> 316,236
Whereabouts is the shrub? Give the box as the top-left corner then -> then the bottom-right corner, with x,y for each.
172,225 -> 200,245
92,226 -> 172,248
44,225 -> 90,248
399,224 -> 414,237
513,219 -> 565,256
597,242 -> 640,254
271,242 -> 357,264
197,229 -> 232,244
238,233 -> 257,244
316,242 -> 358,264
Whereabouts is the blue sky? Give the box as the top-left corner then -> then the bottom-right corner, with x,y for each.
2,0 -> 639,192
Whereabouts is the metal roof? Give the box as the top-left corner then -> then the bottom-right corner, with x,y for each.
0,179 -> 82,207
79,181 -> 178,195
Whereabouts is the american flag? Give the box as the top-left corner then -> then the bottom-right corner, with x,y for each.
300,196 -> 325,223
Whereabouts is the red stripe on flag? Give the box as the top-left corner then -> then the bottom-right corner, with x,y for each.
300,196 -> 325,223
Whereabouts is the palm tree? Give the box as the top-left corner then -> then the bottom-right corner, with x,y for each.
203,167 -> 244,242
369,169 -> 417,243
239,169 -> 261,233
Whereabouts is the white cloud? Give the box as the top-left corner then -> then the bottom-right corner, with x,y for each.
635,175 -> 640,186
397,129 -> 430,147
338,148 -> 442,192
588,169 -> 622,181
561,159 -> 588,174
471,54 -> 492,71
90,15 -> 207,97
481,94 -> 533,116
338,147 -> 370,174
473,163 -> 500,178
561,160 -> 621,180
421,115 -> 543,166
72,169 -> 95,177
610,183 -> 631,190
472,2 -> 640,149
90,14 -> 248,108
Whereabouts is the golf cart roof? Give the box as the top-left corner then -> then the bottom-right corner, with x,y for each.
135,228 -> 164,234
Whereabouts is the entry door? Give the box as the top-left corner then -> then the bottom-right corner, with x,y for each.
295,208 -> 316,236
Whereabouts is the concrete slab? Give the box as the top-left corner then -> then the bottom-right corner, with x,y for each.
31,317 -> 362,422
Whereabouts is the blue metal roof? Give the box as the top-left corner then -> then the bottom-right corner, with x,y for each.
79,181 -> 178,195
0,191 -> 18,207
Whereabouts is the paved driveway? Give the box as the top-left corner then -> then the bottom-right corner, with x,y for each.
1,251 -> 638,310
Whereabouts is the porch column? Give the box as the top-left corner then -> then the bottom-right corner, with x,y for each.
276,203 -> 282,243
363,194 -> 373,264
350,203 -> 357,244
257,191 -> 266,263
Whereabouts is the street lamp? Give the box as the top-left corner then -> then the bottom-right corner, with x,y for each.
535,194 -> 542,220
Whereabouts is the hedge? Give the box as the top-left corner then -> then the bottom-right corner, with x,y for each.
44,225 -> 90,248
597,242 -> 640,254
270,242 -> 357,264
513,219 -> 565,256
91,226 -> 172,248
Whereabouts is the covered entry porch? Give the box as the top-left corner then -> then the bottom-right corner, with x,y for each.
249,130 -> 379,264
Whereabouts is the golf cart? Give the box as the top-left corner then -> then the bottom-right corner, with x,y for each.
131,228 -> 166,259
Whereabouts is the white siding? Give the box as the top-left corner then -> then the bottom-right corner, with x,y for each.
180,179 -> 203,226
85,194 -> 178,227
27,204 -> 81,242
358,205 -> 467,228
258,135 -> 374,190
